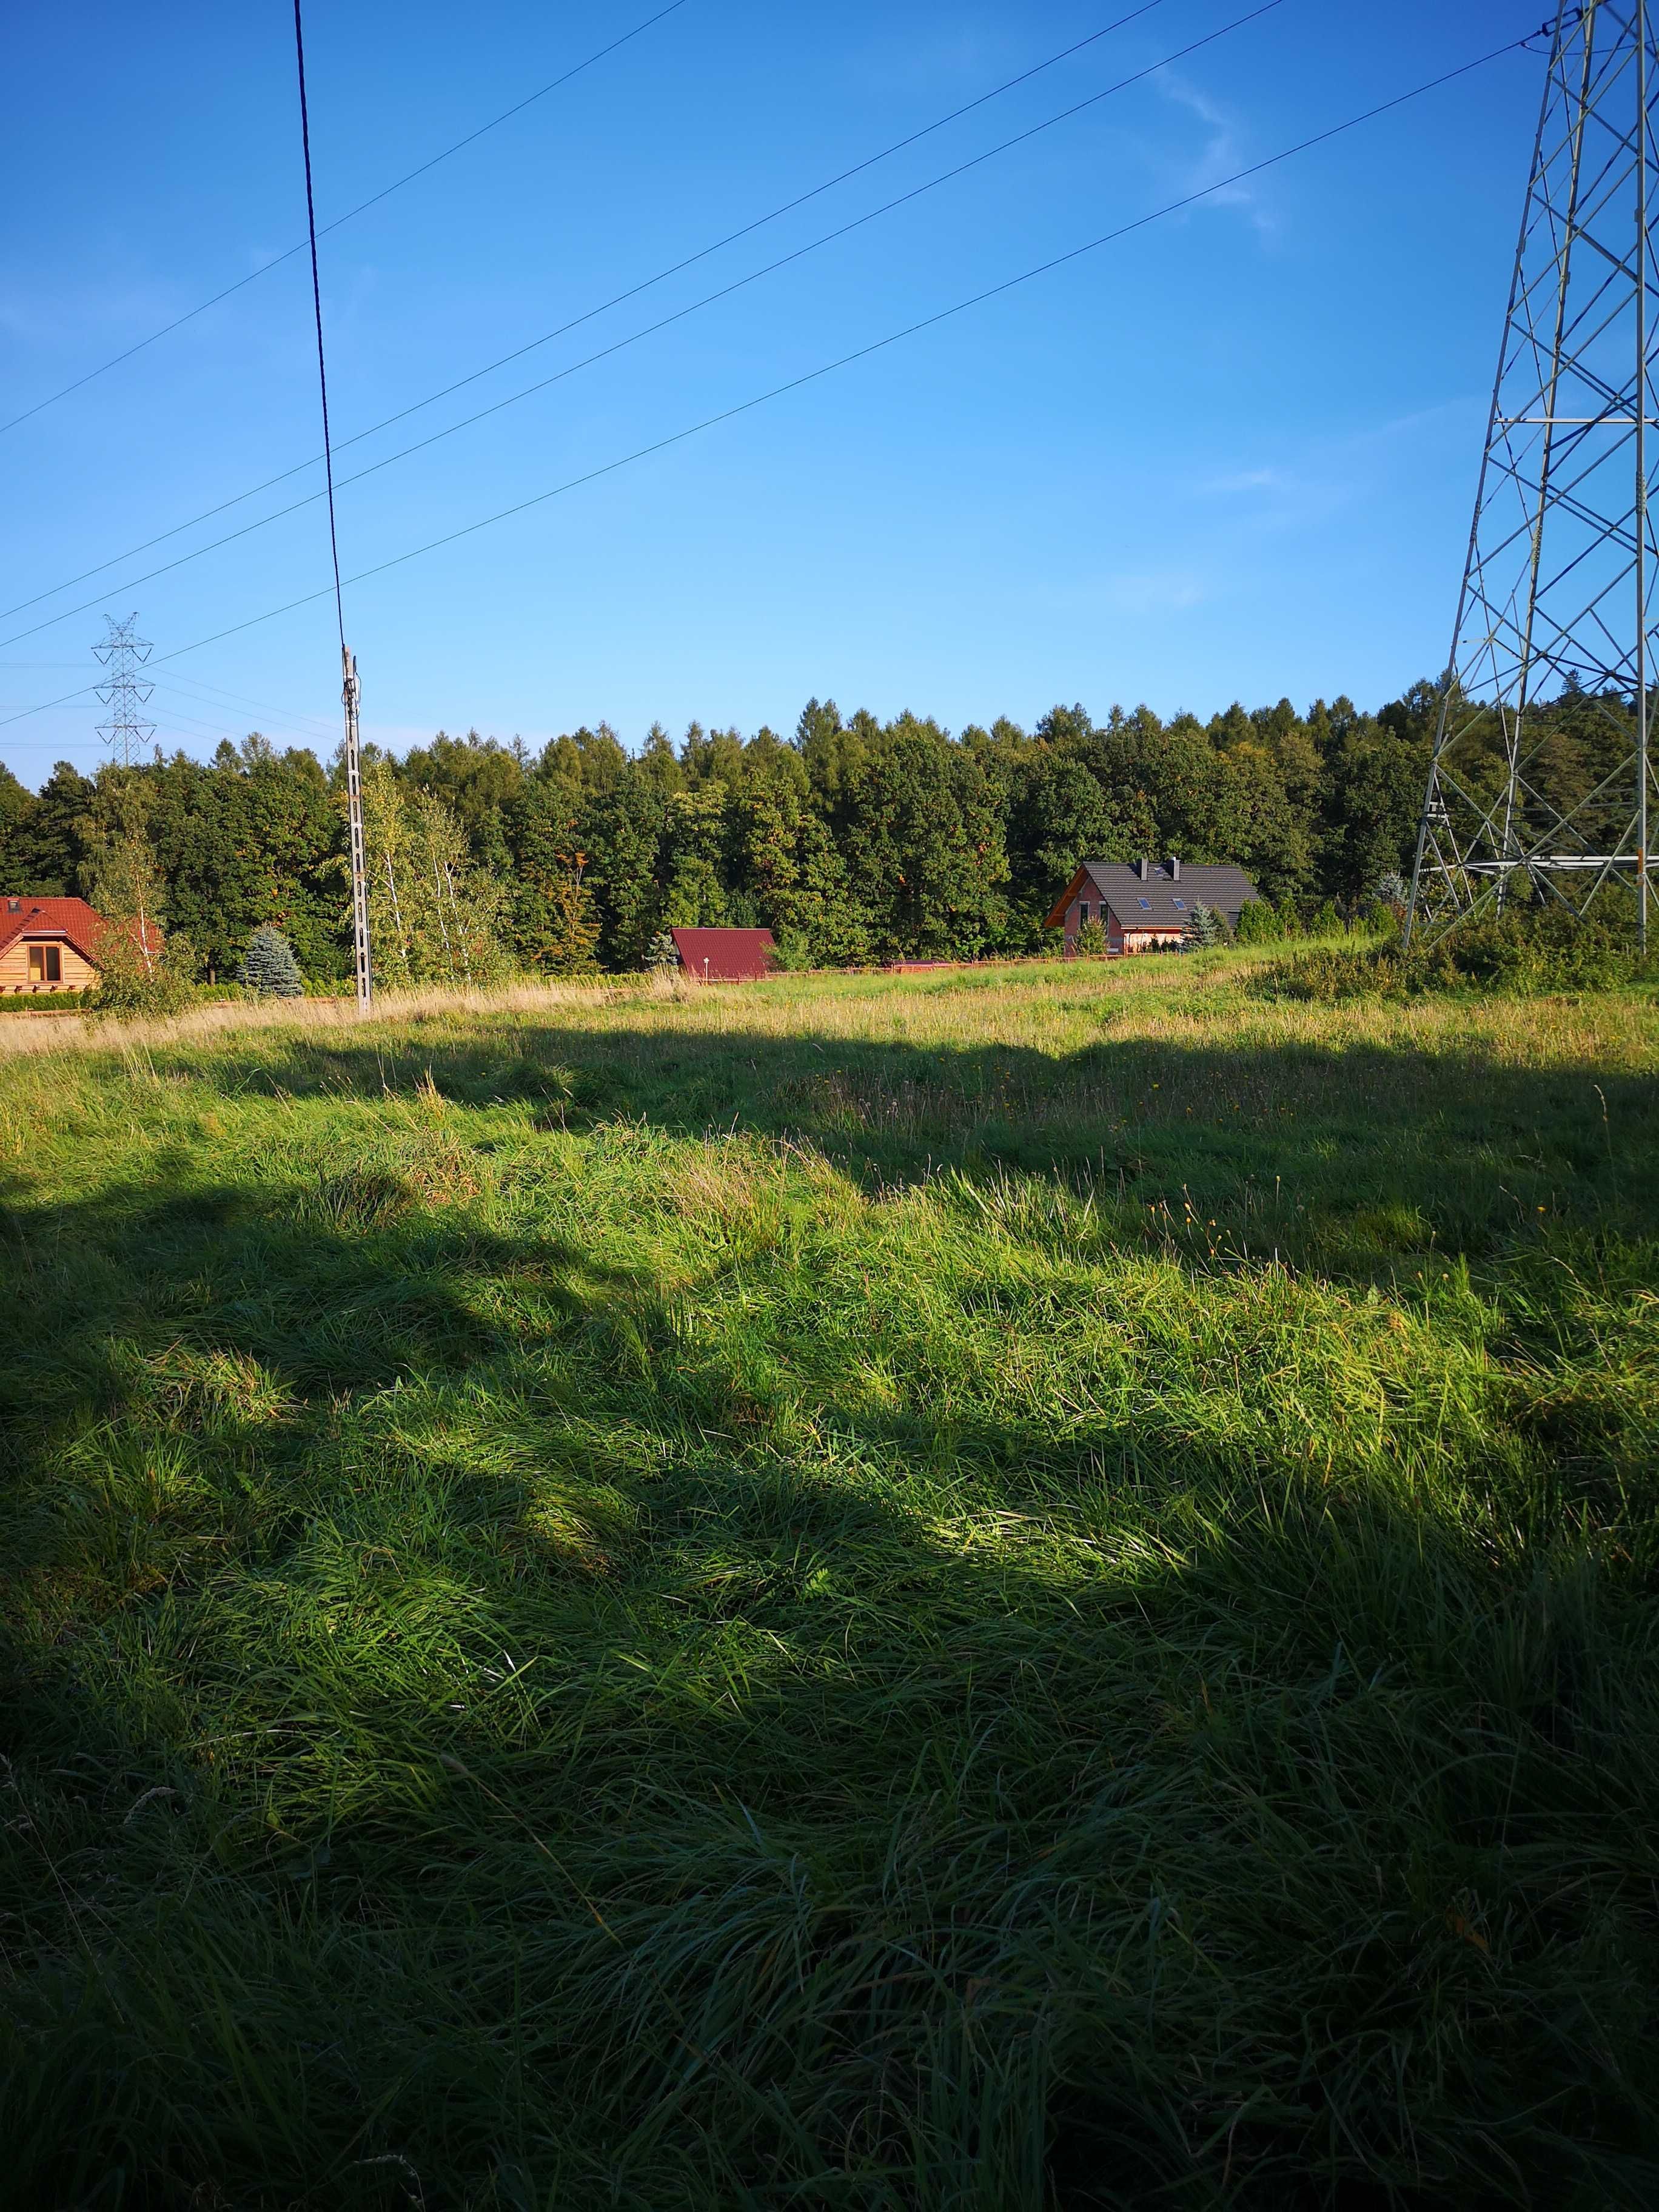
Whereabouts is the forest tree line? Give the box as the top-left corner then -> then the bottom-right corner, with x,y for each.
0,684 -> 1445,982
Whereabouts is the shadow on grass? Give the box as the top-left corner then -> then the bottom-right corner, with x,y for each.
180,1015 -> 1659,1279
2,1135 -> 1658,2207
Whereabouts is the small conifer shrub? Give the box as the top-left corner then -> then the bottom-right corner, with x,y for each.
1074,917 -> 1108,957
239,923 -> 304,998
1185,902 -> 1221,948
644,931 -> 681,973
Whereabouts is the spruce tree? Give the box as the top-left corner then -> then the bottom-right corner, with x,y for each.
239,922 -> 304,997
1186,902 -> 1221,947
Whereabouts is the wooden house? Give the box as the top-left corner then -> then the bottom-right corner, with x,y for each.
1045,857 -> 1262,954
0,897 -> 112,994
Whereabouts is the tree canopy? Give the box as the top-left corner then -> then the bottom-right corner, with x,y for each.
0,683 -> 1447,981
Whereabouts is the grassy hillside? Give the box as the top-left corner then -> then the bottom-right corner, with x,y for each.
2,956 -> 1657,2208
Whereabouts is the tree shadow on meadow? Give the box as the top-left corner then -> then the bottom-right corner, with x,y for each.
189,1010 -> 1659,1276
1,1157 -> 1657,2209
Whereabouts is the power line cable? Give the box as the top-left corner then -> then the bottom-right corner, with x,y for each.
293,1 -> 373,1013
0,27 -> 1540,737
0,0 -> 1287,651
0,677 -> 338,751
142,697 -> 324,748
0,0 -> 694,440
294,0 -> 346,658
154,671 -> 341,736
0,0 -> 1175,629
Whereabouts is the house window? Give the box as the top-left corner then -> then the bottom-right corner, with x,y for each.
1171,898 -> 1186,911
1137,897 -> 1151,911
28,945 -> 61,984
1079,900 -> 1091,923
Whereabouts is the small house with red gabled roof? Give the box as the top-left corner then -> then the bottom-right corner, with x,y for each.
0,896 -> 113,994
669,927 -> 778,982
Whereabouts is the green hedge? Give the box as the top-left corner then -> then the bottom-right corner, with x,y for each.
1257,907 -> 1655,1002
0,990 -> 92,1014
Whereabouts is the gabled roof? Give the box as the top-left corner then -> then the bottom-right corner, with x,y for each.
669,926 -> 777,982
1044,860 -> 1263,930
0,896 -> 109,965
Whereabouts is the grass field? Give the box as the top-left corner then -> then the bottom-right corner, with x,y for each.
2,953 -> 1657,2208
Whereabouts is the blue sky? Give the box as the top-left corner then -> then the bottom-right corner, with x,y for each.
1,0 -> 1544,779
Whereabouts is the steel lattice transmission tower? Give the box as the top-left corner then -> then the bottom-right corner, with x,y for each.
1410,1 -> 1659,947
92,612 -> 155,767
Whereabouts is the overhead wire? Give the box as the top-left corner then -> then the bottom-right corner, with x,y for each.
0,671 -> 341,754
153,670 -> 341,737
139,696 -> 325,748
294,0 -> 346,664
0,27 -> 1538,736
0,0 -> 1177,629
0,0 -> 1288,651
0,0 -> 695,440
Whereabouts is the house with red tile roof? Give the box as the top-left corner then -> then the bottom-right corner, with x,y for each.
0,896 -> 117,994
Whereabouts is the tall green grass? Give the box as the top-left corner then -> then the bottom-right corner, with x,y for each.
1,955 -> 1656,2207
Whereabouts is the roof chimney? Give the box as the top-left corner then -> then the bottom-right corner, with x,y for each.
1136,856 -> 1150,881
1168,854 -> 1181,881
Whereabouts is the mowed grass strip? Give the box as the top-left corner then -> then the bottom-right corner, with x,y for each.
1,956 -> 1657,2208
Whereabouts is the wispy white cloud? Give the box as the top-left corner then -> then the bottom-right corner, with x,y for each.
0,290 -> 82,344
0,279 -> 201,347
1098,569 -> 1207,615
0,245 -> 306,353
1182,398 -> 1482,537
849,15 -> 1022,99
1150,69 -> 1276,237
1203,466 -> 1285,495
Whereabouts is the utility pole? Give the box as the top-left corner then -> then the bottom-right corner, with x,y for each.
295,0 -> 372,1008
1409,1 -> 1659,948
92,613 -> 155,766
342,645 -> 372,1010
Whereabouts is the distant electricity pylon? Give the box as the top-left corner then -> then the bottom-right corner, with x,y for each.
92,612 -> 155,767
1410,2 -> 1659,948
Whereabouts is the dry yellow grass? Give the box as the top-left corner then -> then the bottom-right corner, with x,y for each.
1,950 -> 1651,1083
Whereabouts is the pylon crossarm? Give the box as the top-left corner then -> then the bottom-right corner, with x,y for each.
1534,415 -> 1643,500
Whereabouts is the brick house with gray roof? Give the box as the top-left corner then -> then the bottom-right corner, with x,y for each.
1044,857 -> 1262,954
